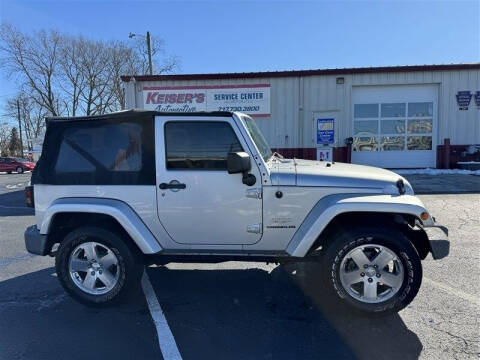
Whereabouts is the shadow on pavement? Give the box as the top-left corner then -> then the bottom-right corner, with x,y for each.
286,262 -> 423,359
147,263 -> 422,360
0,190 -> 34,217
0,267 -> 162,360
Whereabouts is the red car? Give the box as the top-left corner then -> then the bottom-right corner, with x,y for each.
0,157 -> 35,174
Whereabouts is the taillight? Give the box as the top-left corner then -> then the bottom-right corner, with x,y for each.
25,186 -> 34,208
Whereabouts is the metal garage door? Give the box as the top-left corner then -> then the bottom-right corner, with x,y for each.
351,85 -> 437,168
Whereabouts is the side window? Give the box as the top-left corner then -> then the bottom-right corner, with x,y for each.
54,122 -> 143,173
55,141 -> 95,172
165,121 -> 243,170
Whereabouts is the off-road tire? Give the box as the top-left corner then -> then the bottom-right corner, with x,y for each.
322,226 -> 422,316
55,226 -> 144,307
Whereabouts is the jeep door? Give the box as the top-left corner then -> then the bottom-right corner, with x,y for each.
155,116 -> 263,245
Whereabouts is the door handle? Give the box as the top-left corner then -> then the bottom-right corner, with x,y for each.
159,182 -> 186,190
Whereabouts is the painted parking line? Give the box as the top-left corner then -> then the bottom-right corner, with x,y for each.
423,276 -> 480,307
141,271 -> 183,360
5,183 -> 27,189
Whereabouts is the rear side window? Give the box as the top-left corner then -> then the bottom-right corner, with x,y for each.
55,123 -> 143,173
165,121 -> 243,170
33,117 -> 155,185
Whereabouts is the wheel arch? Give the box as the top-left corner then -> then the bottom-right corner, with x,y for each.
41,198 -> 162,255
285,194 -> 432,258
306,211 -> 431,260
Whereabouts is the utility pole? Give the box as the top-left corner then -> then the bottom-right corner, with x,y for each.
146,31 -> 154,75
129,31 -> 154,75
16,99 -> 24,158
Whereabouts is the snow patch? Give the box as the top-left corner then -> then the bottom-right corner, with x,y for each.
393,168 -> 480,176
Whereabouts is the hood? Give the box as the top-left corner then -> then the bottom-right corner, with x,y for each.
268,159 -> 413,195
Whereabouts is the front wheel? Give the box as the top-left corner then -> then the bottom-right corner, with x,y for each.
16,166 -> 24,174
55,226 -> 144,307
322,226 -> 422,316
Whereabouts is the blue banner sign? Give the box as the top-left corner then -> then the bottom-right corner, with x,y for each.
456,91 -> 472,110
316,118 -> 335,144
474,91 -> 480,108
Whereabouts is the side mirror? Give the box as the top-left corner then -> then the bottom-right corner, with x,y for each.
227,152 -> 251,174
227,152 -> 256,186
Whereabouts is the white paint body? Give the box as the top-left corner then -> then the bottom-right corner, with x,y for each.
34,112 -> 436,256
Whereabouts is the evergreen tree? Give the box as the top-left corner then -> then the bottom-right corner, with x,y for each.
8,127 -> 21,156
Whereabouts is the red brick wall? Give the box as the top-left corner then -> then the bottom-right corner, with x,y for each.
437,144 -> 480,169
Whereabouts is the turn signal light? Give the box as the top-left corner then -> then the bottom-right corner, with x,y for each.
420,212 -> 429,221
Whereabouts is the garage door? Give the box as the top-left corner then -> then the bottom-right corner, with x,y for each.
351,85 -> 437,168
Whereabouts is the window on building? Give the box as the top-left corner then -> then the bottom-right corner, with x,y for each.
353,104 -> 379,152
354,101 -> 433,152
381,103 -> 406,118
165,121 -> 243,170
406,102 -> 433,150
354,104 -> 379,118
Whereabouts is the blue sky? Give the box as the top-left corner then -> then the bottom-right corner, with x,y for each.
1,0 -> 479,113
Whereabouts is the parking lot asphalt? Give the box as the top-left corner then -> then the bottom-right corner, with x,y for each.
402,174 -> 480,194
0,172 -> 479,360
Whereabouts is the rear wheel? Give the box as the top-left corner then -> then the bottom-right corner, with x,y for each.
16,166 -> 24,174
322,226 -> 422,315
55,226 -> 144,307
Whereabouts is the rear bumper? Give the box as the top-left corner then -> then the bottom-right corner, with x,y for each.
25,225 -> 49,256
424,225 -> 449,260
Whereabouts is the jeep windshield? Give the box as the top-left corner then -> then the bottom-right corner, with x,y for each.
241,115 -> 272,162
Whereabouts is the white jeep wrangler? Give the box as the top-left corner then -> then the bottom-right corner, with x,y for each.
25,110 -> 449,315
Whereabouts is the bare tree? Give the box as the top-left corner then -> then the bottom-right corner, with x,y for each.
0,24 -> 180,119
58,36 -> 85,117
76,39 -> 112,115
107,41 -> 139,111
129,35 -> 180,75
0,24 -> 62,116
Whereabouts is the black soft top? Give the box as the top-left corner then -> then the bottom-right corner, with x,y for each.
34,109 -> 235,185
45,109 -> 234,123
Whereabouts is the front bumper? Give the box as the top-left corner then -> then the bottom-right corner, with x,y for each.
25,225 -> 49,256
423,225 -> 449,260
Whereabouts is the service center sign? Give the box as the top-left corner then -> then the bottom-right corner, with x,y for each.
143,84 -> 270,117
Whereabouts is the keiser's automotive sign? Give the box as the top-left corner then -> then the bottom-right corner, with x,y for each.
143,84 -> 270,117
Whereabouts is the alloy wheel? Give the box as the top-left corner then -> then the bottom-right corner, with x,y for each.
68,241 -> 120,295
339,243 -> 404,304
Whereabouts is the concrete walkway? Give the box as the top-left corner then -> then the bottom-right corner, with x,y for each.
403,174 -> 480,194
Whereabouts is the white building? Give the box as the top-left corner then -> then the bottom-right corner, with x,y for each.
122,64 -> 480,169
